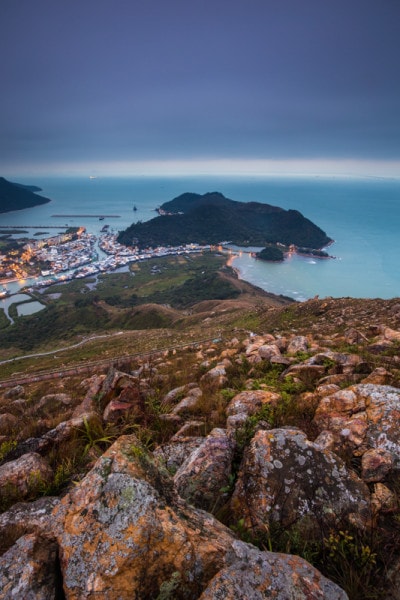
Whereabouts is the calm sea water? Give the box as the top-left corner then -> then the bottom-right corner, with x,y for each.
2,175 -> 399,301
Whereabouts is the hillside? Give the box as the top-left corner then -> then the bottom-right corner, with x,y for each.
117,191 -> 332,250
0,177 -> 51,213
0,291 -> 399,598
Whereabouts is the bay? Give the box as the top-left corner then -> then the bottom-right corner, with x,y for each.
2,175 -> 399,300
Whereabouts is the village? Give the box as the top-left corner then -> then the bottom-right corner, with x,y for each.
0,226 -> 210,294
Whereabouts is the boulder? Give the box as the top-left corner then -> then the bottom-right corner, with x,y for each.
0,496 -> 60,554
361,448 -> 393,483
52,434 -> 235,599
153,437 -> 204,474
257,344 -> 282,361
199,540 -> 348,600
4,385 -> 24,400
287,335 -> 309,355
0,534 -> 59,600
201,364 -> 228,387
0,452 -> 53,502
35,393 -> 72,416
226,390 -> 280,419
172,387 -> 203,415
174,428 -> 235,512
231,429 -> 370,531
314,384 -> 400,471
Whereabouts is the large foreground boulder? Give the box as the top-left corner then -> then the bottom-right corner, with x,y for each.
52,434 -> 235,599
231,428 -> 370,531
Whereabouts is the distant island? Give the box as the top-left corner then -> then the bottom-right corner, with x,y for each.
0,177 -> 51,213
117,191 -> 332,250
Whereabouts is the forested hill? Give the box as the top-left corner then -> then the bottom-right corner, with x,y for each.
118,191 -> 332,250
0,177 -> 51,213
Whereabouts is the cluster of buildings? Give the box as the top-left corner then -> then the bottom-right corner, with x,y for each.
28,232 -> 209,289
0,224 -> 211,292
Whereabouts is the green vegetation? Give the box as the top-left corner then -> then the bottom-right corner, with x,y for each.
117,191 -> 332,250
256,245 -> 284,262
0,253 -> 243,353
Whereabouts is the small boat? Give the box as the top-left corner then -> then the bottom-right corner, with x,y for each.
133,205 -> 137,211
99,217 -> 105,221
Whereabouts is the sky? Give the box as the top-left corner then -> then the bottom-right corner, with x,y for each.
1,0 -> 400,178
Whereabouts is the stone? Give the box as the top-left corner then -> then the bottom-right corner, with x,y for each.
161,383 -> 196,408
201,364 -> 228,387
103,399 -> 134,423
72,374 -> 105,418
0,496 -> 60,554
361,448 -> 393,482
153,437 -> 204,474
281,363 -> 326,384
226,389 -> 280,419
257,344 -> 282,360
0,413 -> 18,435
3,412 -> 99,463
199,540 -> 348,600
52,434 -> 236,599
172,387 -> 203,415
174,428 -> 236,512
371,483 -> 397,514
171,420 -> 205,439
0,453 -> 53,502
231,429 -> 371,531
0,534 -> 59,599
4,385 -> 24,400
361,367 -> 393,385
287,335 -> 309,355
382,326 -> 400,342
35,393 -> 72,416
314,384 -> 400,470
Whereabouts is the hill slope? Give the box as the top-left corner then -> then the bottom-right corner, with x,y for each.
118,191 -> 332,249
0,177 -> 51,213
0,295 -> 399,598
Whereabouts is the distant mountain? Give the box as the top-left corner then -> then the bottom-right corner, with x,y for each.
0,177 -> 51,213
118,191 -> 332,250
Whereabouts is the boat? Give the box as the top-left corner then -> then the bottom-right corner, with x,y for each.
0,287 -> 10,299
99,217 -> 105,221
133,205 -> 137,211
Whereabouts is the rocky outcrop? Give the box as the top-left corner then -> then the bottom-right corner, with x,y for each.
314,384 -> 400,475
231,428 -> 371,531
200,541 -> 348,600
52,434 -> 235,599
0,300 -> 400,598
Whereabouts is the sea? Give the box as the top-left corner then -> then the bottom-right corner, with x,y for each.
1,175 -> 399,302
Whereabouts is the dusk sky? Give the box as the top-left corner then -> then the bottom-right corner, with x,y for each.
2,0 -> 400,177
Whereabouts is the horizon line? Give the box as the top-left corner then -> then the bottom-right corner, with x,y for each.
4,158 -> 400,179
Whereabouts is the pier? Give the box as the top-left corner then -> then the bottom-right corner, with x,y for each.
0,225 -> 70,229
52,214 -> 121,218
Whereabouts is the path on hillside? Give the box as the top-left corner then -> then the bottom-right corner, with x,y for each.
0,334 -> 223,390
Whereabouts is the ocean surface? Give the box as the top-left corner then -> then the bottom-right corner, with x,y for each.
2,175 -> 399,301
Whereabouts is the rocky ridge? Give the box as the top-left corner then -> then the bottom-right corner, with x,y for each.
0,297 -> 399,598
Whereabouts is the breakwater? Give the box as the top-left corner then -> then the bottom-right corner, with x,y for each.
52,214 -> 121,218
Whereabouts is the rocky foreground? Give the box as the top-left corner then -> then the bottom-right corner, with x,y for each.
0,297 -> 399,599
